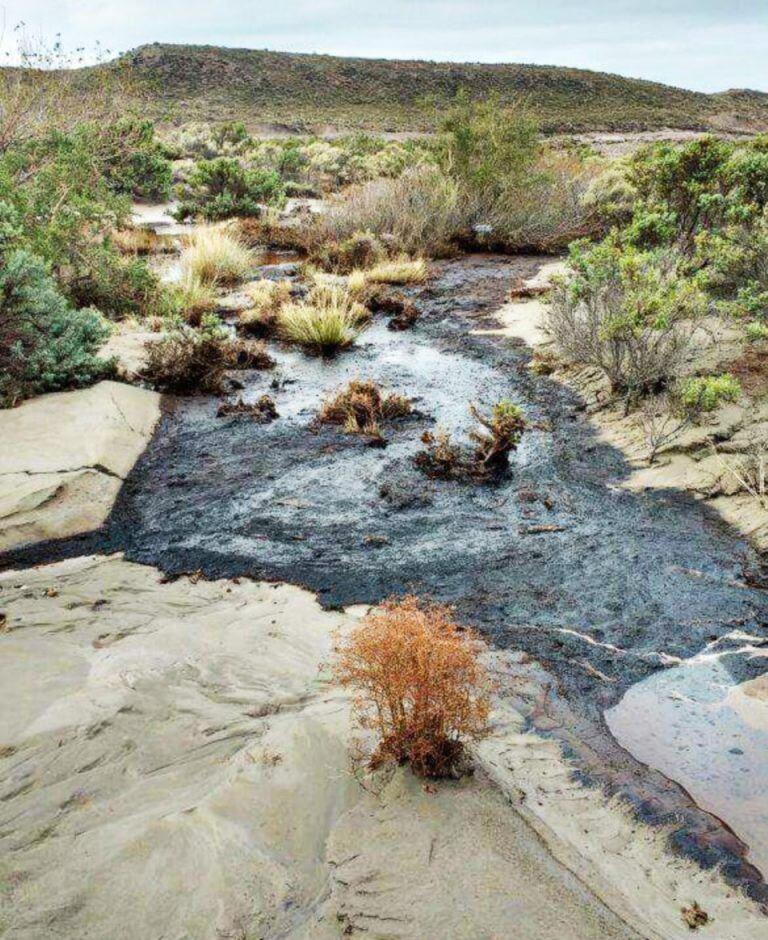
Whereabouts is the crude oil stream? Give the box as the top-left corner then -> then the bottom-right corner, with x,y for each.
4,254 -> 768,900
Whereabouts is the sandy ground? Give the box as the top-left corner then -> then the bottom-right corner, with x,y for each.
0,382 -> 160,553
1,555 -> 766,939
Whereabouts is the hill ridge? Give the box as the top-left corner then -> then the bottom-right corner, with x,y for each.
80,42 -> 768,134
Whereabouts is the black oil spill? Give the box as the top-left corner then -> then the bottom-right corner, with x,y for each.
4,255 -> 768,901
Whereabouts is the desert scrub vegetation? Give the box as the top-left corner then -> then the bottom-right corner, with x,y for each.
311,96 -> 598,256
317,380 -> 412,437
415,400 -> 527,481
178,225 -> 255,286
711,435 -> 768,510
332,595 -> 492,778
317,165 -> 461,258
141,315 -> 274,394
0,250 -> 114,407
175,157 -> 285,221
546,239 -> 706,405
164,121 -> 252,160
277,284 -> 368,355
309,230 -> 389,274
548,134 -> 768,407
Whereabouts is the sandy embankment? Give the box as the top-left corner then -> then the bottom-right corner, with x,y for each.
485,264 -> 768,550
1,555 -> 765,939
0,381 -> 160,553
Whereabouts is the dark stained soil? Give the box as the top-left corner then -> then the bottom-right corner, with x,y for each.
4,255 -> 768,901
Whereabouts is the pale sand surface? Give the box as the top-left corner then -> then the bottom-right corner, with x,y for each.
0,382 -> 160,553
1,555 -> 765,939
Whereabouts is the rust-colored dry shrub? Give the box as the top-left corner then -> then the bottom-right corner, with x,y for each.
236,215 -> 312,253
317,379 -> 411,437
309,230 -> 388,274
332,595 -> 492,778
413,429 -> 465,479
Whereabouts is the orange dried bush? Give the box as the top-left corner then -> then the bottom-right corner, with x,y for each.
332,595 -> 492,778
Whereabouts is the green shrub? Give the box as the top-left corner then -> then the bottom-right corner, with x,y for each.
95,119 -> 173,200
0,250 -> 113,407
677,374 -> 741,414
211,121 -> 251,152
746,321 -> 768,342
176,157 -> 285,221
546,239 -> 706,401
67,246 -> 163,320
0,123 -> 167,319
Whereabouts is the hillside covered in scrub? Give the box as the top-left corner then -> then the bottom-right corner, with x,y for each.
59,43 -> 768,134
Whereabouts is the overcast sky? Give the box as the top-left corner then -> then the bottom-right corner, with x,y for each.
1,1 -> 766,93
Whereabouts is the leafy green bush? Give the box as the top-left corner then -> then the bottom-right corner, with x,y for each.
67,245 -> 164,319
623,136 -> 768,262
677,374 -> 741,414
0,250 -> 113,407
95,119 -> 173,200
746,321 -> 768,342
546,239 -> 706,401
0,122 -> 167,319
211,121 -> 251,152
176,157 -> 285,221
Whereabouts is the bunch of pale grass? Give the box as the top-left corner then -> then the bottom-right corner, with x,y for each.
178,224 -> 254,286
166,270 -> 218,325
354,257 -> 428,286
278,284 -> 368,354
239,279 -> 293,335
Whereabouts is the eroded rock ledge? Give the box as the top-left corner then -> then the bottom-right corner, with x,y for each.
0,381 -> 160,552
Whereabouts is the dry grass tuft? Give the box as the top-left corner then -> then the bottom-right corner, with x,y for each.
352,257 -> 428,286
239,278 -> 293,336
178,224 -> 255,286
112,228 -> 174,256
277,284 -> 368,354
318,379 -> 411,437
332,594 -> 492,778
217,394 -> 278,421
